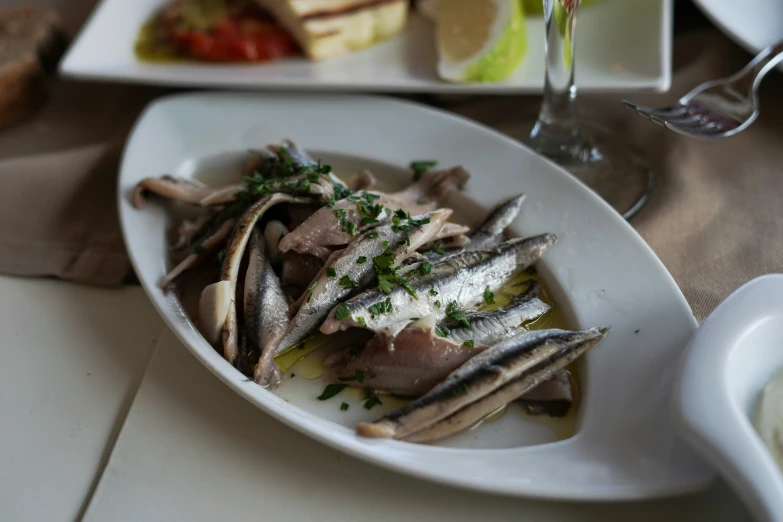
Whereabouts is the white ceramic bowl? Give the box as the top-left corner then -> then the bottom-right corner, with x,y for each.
673,275 -> 783,522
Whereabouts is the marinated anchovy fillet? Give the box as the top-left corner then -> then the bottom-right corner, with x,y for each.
466,194 -> 526,251
403,338 -> 599,442
274,209 -> 451,354
321,234 -> 556,334
132,175 -> 243,209
356,327 -> 609,440
329,282 -> 550,395
439,281 -> 548,345
244,228 -> 290,387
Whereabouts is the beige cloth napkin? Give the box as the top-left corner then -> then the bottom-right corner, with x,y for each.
0,1 -> 781,320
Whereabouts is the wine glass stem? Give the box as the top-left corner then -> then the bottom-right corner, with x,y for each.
530,0 -> 587,161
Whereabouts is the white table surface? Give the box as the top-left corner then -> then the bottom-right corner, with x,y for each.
82,330 -> 755,522
0,275 -> 163,522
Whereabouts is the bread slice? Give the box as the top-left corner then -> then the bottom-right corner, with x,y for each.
256,0 -> 409,61
0,7 -> 67,129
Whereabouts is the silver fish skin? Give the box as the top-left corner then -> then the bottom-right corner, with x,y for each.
329,283 -> 550,396
440,281 -> 549,346
244,228 -> 290,387
467,194 -> 526,251
402,331 -> 604,443
356,327 -> 609,440
320,234 -> 556,335
273,209 -> 452,354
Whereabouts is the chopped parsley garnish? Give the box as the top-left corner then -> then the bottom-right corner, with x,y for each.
434,300 -> 441,308
484,285 -> 495,304
339,275 -> 358,289
446,300 -> 470,329
342,219 -> 357,236
317,384 -> 347,401
326,267 -> 337,277
356,316 -> 366,327
334,304 -> 352,320
191,245 -> 205,255
463,340 -> 475,348
340,402 -> 349,411
430,242 -> 446,255
429,288 -> 438,296
366,232 -> 379,239
363,388 -> 383,410
290,373 -> 295,378
419,260 -> 432,275
356,256 -> 367,264
382,240 -> 390,247
338,369 -> 366,383
410,160 -> 438,182
435,326 -> 449,337
334,208 -> 356,235
368,298 -> 393,318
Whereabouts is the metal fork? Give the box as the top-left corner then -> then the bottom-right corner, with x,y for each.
623,40 -> 783,139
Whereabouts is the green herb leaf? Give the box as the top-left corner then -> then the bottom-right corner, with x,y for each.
484,285 -> 495,304
356,316 -> 366,327
446,300 -> 470,329
429,288 -> 438,296
430,242 -> 446,255
419,260 -> 432,276
366,232 -> 379,239
368,298 -> 393,318
410,160 -> 438,182
463,340 -> 475,348
326,267 -> 337,277
339,369 -> 366,383
340,402 -> 349,411
364,395 -> 383,410
335,304 -> 352,320
435,326 -> 449,337
356,256 -> 367,264
339,275 -> 358,289
435,300 -> 441,308
317,384 -> 347,401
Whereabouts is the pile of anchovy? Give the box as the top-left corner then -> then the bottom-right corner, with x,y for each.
133,140 -> 609,443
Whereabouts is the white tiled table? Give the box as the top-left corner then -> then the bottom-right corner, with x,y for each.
0,275 -> 755,521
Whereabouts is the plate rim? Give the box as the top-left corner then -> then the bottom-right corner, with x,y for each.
118,91 -> 708,500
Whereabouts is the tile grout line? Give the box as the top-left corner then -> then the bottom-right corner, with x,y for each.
75,328 -> 169,522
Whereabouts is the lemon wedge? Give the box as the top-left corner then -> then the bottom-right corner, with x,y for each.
434,0 -> 527,83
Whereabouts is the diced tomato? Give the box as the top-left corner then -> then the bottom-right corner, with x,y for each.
157,0 -> 298,63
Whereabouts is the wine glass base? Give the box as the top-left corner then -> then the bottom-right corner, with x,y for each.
526,122 -> 654,220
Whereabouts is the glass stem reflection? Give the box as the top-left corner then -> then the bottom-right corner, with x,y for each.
529,0 -> 589,162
